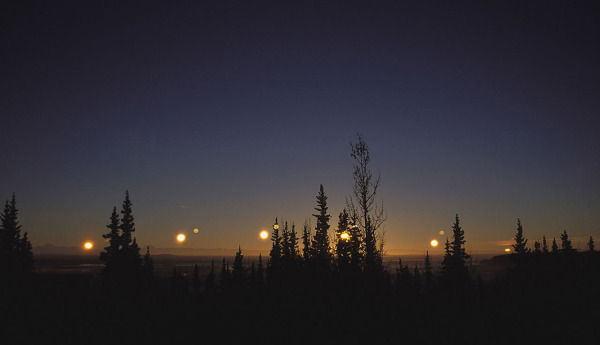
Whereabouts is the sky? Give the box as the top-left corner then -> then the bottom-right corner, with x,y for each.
2,1 -> 599,256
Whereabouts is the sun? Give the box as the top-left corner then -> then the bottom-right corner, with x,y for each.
83,241 -> 93,250
430,239 -> 439,247
260,231 -> 269,239
340,232 -> 350,240
177,234 -> 186,242
505,248 -> 511,252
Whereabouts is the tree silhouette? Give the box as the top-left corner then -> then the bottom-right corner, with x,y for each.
256,253 -> 265,287
551,238 -> 559,253
311,184 -> 332,272
267,218 -> 282,282
423,251 -> 434,289
347,134 -> 385,276
542,235 -> 549,253
232,245 -> 246,288
587,236 -> 595,252
301,219 -> 312,262
0,193 -> 34,276
533,240 -> 541,253
205,259 -> 216,293
99,191 -> 144,287
441,215 -> 470,288
142,245 -> 154,283
512,219 -> 528,255
335,209 -> 352,272
219,258 -> 230,290
560,230 -> 574,253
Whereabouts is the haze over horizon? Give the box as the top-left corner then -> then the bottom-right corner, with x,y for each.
3,1 -> 599,257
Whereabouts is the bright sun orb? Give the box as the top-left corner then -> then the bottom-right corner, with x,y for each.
505,248 -> 511,252
340,232 -> 350,240
430,239 -> 439,247
260,231 -> 269,239
177,234 -> 186,242
83,242 -> 93,250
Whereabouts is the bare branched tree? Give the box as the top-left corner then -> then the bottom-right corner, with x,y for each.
346,133 -> 387,274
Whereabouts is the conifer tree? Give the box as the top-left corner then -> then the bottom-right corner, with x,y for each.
205,259 -> 216,293
219,258 -> 230,290
348,213 -> 363,273
423,251 -> 434,289
100,191 -> 144,286
533,241 -> 541,254
142,245 -> 154,282
587,236 -> 595,252
0,194 -> 34,275
441,215 -> 470,288
312,184 -> 332,271
512,219 -> 528,255
551,238 -> 559,253
267,218 -> 282,281
335,209 -> 352,271
395,258 -> 411,292
192,264 -> 200,293
256,253 -> 265,286
542,235 -> 549,253
560,230 -> 574,253
301,219 -> 312,262
232,245 -> 246,287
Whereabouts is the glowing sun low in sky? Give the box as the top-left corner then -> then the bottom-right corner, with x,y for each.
177,234 -> 186,242
430,239 -> 439,247
260,231 -> 269,239
83,242 -> 93,250
340,232 -> 350,240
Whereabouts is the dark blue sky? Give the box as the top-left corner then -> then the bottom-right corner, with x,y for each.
2,1 -> 599,255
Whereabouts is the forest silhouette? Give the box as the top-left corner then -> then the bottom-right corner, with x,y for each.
2,135 -> 599,344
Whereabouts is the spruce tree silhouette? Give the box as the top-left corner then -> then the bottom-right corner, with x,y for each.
423,251 -> 434,290
560,230 -> 574,253
311,184 -> 332,273
142,245 -> 154,284
441,214 -> 470,289
542,235 -> 549,253
232,245 -> 246,289
205,259 -> 216,294
551,238 -> 559,253
512,219 -> 529,255
99,191 -> 144,289
587,236 -> 595,252
267,218 -> 283,284
0,193 -> 34,276
256,253 -> 265,287
301,219 -> 312,263
335,209 -> 352,272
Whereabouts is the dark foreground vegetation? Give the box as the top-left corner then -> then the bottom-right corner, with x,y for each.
3,136 -> 599,344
